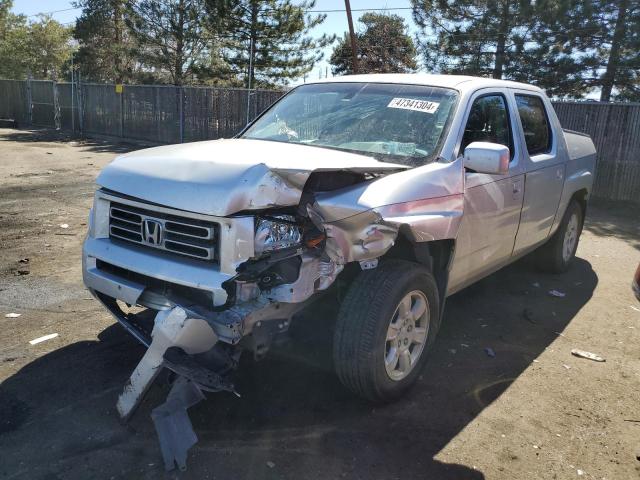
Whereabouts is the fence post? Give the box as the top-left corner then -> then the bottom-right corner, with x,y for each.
179,86 -> 184,143
26,75 -> 32,126
119,85 -> 124,138
52,81 -> 61,130
70,70 -> 75,134
77,73 -> 83,135
155,86 -> 160,142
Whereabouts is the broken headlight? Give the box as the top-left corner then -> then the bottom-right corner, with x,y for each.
254,215 -> 303,255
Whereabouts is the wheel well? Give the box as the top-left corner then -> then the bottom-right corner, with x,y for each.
570,188 -> 589,218
383,227 -> 454,306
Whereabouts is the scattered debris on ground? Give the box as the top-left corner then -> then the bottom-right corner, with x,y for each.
571,349 -> 605,362
28,333 -> 59,345
549,289 -> 566,298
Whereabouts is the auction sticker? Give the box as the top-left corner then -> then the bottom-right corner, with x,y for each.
387,98 -> 439,114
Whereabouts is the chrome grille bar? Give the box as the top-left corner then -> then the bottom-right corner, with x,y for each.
108,202 -> 218,261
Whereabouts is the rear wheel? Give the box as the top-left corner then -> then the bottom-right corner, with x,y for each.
537,200 -> 584,273
333,260 -> 440,403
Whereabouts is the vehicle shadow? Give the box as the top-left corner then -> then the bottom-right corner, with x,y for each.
584,200 -> 640,251
0,257 -> 597,479
0,128 -> 141,155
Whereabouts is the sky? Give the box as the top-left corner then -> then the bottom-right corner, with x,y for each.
11,0 -> 418,85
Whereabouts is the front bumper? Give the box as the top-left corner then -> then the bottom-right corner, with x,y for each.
83,236 -> 234,307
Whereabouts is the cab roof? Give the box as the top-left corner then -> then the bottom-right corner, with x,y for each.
306,73 -> 545,95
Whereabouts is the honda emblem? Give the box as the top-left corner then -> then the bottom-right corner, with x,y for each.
143,219 -> 162,245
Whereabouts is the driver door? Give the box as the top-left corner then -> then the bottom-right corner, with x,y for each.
448,90 -> 525,294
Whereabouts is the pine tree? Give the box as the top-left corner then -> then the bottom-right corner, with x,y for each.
503,0 -> 598,98
125,0 -> 227,85
207,0 -> 334,88
329,13 -> 417,75
74,0 -> 138,83
412,0 -> 540,79
574,0 -> 640,101
412,0 -> 639,100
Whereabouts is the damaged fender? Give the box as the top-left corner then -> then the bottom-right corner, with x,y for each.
309,157 -> 465,265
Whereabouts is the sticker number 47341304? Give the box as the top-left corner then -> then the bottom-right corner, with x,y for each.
387,98 -> 439,114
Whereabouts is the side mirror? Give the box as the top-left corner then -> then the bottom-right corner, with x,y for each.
463,142 -> 510,175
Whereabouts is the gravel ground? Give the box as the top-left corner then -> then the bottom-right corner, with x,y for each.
0,128 -> 639,480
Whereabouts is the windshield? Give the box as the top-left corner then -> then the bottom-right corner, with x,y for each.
241,82 -> 458,166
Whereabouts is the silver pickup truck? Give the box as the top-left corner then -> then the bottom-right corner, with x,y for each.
83,74 -> 595,413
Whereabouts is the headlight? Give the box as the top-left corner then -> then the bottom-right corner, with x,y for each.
254,215 -> 302,255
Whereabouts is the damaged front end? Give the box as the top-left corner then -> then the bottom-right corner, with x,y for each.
83,134 -> 466,470
83,155 -> 415,470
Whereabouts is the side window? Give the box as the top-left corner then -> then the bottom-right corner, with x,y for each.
461,94 -> 513,159
515,94 -> 552,155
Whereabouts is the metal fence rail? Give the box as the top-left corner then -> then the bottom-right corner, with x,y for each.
0,78 -> 638,203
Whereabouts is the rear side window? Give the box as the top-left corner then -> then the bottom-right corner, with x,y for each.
515,94 -> 552,155
461,94 -> 513,159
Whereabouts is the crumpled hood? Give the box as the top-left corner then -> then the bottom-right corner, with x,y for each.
97,138 -> 407,216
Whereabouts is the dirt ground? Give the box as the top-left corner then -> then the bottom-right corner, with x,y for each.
0,128 -> 639,480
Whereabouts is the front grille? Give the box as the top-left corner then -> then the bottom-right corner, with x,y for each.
109,202 -> 218,261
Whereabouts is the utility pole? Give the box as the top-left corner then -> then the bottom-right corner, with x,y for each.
344,0 -> 358,74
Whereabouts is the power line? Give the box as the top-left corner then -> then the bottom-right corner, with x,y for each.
305,7 -> 413,13
29,5 -> 411,20
26,7 -> 81,18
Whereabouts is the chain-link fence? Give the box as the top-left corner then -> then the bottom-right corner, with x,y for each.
0,78 -> 639,202
0,79 -> 29,125
0,78 -> 285,144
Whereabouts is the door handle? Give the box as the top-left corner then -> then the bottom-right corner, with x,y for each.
512,181 -> 522,194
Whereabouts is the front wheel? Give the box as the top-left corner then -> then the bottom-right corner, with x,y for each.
333,260 -> 440,403
537,199 -> 584,273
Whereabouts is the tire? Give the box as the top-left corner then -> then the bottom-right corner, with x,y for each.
333,259 -> 440,403
537,200 -> 584,273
